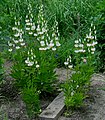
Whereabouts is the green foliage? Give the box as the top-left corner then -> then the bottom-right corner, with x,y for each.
94,0 -> 105,72
1,0 -> 105,118
63,57 -> 94,110
45,0 -> 99,36
21,81 -> 41,117
36,51 -> 57,93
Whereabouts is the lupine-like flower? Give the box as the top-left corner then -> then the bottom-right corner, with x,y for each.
16,46 -> 20,49
35,5 -> 61,51
85,23 -> 97,55
25,4 -> 36,36
74,39 -> 85,54
8,48 -> 13,52
64,55 -> 73,69
8,18 -> 26,52
25,49 -> 39,67
74,23 -> 97,56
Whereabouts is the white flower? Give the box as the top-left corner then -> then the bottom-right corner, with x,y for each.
79,44 -> 83,48
31,14 -> 33,18
67,58 -> 69,62
12,27 -> 17,31
52,47 -> 56,51
79,49 -> 84,52
31,25 -> 36,30
64,62 -> 69,66
36,64 -> 40,68
75,40 -> 79,44
34,33 -> 37,36
14,40 -> 19,44
76,85 -> 79,88
14,33 -> 20,37
94,30 -> 96,34
71,92 -> 74,96
19,38 -> 24,42
91,52 -> 94,54
36,26 -> 40,31
40,41 -> 45,46
20,43 -> 25,46
25,58 -> 30,64
8,42 -> 13,47
74,50 -> 79,53
27,61 -> 34,66
94,35 -> 97,40
38,32 -> 44,35
12,44 -> 15,47
83,58 -> 87,63
52,33 -> 55,37
41,43 -> 45,47
15,22 -> 17,25
91,23 -> 93,27
29,32 -> 33,35
55,37 -> 59,41
68,65 -> 73,69
8,49 -> 12,52
79,39 -> 81,42
18,21 -> 20,25
39,47 -> 47,51
26,15 -> 28,18
92,41 -> 97,45
25,19 -> 29,23
91,48 -> 95,51
69,56 -> 72,62
74,44 -> 78,47
83,50 -> 86,53
30,18 -> 32,22
87,43 -> 92,47
26,27 -> 30,30
88,48 -> 90,52
35,61 -> 38,64
48,43 -> 54,48
26,22 -> 32,26
16,46 -> 20,49
86,34 -> 94,39
56,41 -> 61,47
31,56 -> 33,60
42,28 -> 46,32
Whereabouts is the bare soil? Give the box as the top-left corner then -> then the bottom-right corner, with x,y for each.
0,61 -> 105,120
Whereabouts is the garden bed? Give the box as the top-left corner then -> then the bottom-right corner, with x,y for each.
0,61 -> 105,120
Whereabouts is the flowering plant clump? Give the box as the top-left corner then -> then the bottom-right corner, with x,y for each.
8,18 -> 26,53
9,3 -> 61,117
73,23 -> 97,64
63,23 -> 97,113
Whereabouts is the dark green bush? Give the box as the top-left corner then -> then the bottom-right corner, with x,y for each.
95,0 -> 105,72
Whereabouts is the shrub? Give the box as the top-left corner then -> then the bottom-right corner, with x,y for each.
63,23 -> 96,113
9,3 -> 61,117
64,58 -> 94,112
94,0 -> 105,72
